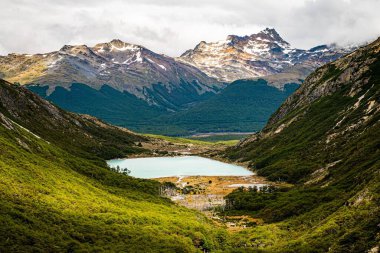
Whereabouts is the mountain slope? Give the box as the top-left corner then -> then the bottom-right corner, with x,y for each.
0,39 -> 221,109
179,28 -> 355,83
141,79 -> 299,135
0,79 -> 147,160
27,75 -> 301,136
0,79 -> 227,252
28,83 -> 166,128
224,38 -> 380,252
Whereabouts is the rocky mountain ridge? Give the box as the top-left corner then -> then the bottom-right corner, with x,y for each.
0,39 -> 221,107
179,28 -> 356,83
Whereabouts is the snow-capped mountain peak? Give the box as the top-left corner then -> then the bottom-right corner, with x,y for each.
94,39 -> 142,53
178,28 -> 354,82
59,44 -> 95,55
260,28 -> 287,42
90,40 -> 147,66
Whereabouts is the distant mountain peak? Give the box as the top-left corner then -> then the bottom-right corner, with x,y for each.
92,39 -> 143,54
260,27 -> 279,37
251,28 -> 290,47
178,28 -> 355,82
110,39 -> 140,49
60,44 -> 92,50
59,44 -> 87,52
58,44 -> 97,58
109,38 -> 125,44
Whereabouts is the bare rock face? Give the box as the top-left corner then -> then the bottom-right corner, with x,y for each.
178,28 -> 356,84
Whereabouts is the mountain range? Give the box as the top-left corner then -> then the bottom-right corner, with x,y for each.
0,28 -> 356,135
0,39 -> 220,109
179,28 -> 355,83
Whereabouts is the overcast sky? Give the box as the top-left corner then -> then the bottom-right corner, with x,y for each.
1,0 -> 379,56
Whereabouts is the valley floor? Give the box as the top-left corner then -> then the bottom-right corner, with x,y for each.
155,175 -> 269,208
119,135 -> 278,231
154,174 -> 292,231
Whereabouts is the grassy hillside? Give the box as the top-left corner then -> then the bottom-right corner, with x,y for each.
0,80 -> 228,252
144,133 -> 239,146
1,80 -> 153,161
223,39 -> 380,252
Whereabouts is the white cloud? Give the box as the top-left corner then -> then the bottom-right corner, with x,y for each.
0,0 -> 379,56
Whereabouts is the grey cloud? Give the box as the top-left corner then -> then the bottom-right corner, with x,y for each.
0,0 -> 379,56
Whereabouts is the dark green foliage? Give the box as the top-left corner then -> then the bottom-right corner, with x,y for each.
225,186 -> 279,212
28,80 -> 298,136
29,83 -> 165,127
139,80 -> 299,135
145,80 -> 217,111
225,186 -> 346,222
